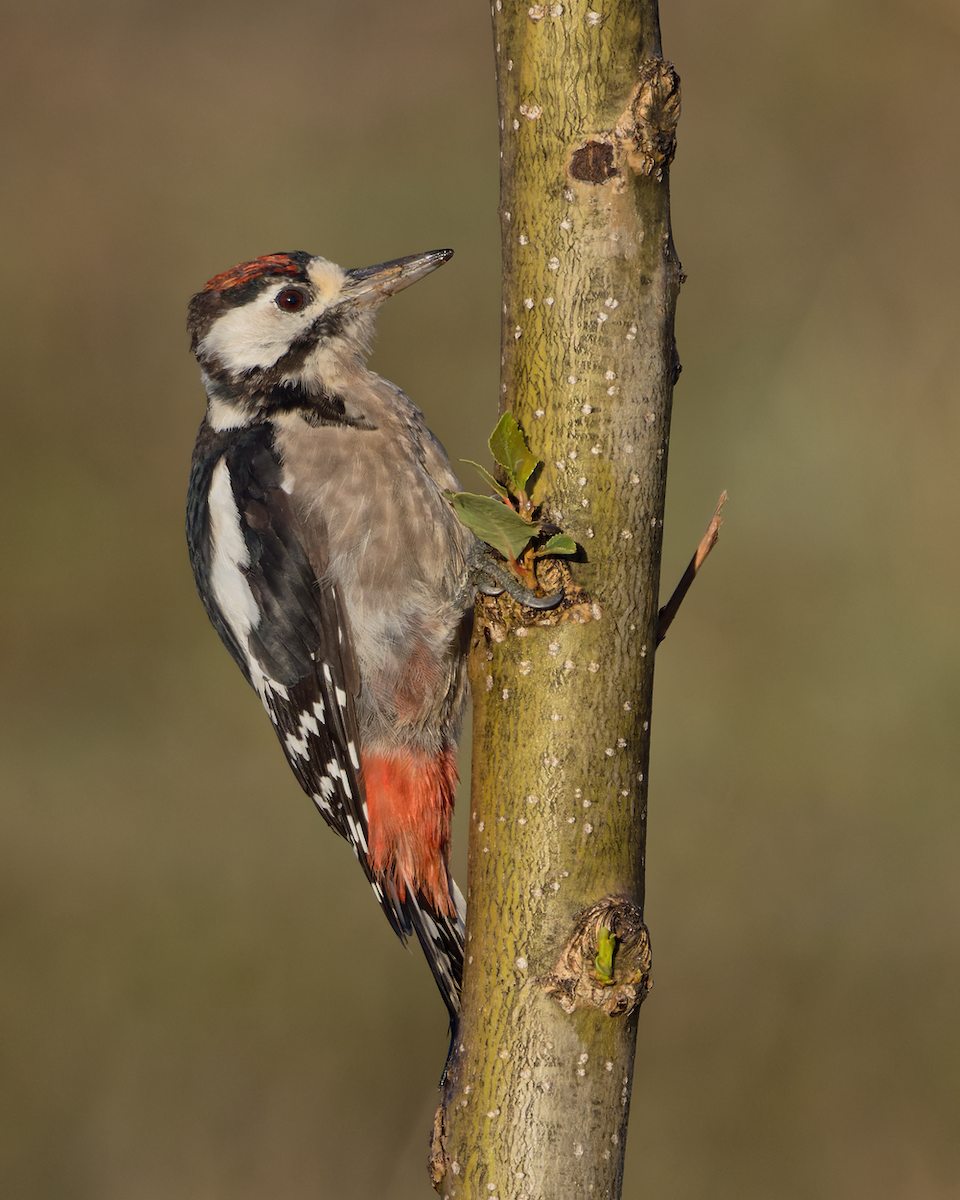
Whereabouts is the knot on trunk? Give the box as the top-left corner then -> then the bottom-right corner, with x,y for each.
615,58 -> 681,181
543,896 -> 652,1017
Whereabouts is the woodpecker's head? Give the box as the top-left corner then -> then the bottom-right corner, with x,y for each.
188,249 -> 453,409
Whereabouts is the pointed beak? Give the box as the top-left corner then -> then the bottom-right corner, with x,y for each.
343,248 -> 454,306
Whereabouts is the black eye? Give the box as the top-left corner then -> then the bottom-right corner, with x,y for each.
276,288 -> 306,312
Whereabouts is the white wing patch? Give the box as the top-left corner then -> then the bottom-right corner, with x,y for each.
207,458 -> 259,642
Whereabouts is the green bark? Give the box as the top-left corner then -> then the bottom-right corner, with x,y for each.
432,1 -> 680,1195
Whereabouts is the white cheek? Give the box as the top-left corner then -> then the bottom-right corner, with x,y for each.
200,302 -> 310,373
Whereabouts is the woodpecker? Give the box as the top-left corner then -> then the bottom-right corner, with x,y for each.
186,248 -> 476,1019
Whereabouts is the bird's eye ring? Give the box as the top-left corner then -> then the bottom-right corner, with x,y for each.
276,288 -> 306,312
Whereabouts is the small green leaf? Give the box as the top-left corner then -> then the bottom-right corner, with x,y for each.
460,459 -> 510,500
489,413 -> 540,492
595,926 -> 617,984
538,533 -> 578,557
448,492 -> 538,561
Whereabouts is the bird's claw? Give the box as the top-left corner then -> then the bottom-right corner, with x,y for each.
470,550 -> 564,611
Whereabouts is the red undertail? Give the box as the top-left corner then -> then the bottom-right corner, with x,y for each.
362,747 -> 459,917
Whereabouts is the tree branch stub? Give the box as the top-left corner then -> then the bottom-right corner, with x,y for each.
543,895 -> 652,1017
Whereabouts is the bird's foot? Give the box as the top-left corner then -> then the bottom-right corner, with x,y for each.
468,545 -> 564,610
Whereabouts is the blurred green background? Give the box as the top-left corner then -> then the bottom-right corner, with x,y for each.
2,0 -> 958,1196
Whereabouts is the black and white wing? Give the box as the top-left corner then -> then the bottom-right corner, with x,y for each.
187,423 -> 381,889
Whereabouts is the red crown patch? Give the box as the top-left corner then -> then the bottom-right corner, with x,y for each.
203,253 -> 303,293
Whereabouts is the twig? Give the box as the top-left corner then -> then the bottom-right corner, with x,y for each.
656,491 -> 727,645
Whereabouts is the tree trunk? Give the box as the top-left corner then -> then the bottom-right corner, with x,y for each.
431,1 -> 681,1195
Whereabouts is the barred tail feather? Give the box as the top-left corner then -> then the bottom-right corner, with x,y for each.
398,885 -> 465,1021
